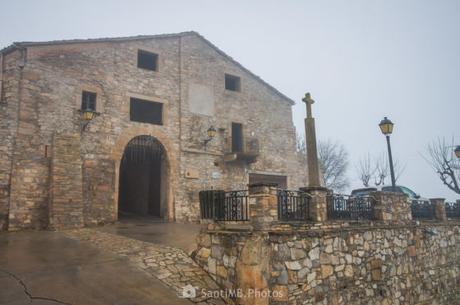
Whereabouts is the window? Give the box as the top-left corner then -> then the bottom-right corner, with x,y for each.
81,91 -> 96,111
232,122 -> 243,152
225,74 -> 241,91
130,97 -> 163,125
137,50 -> 158,71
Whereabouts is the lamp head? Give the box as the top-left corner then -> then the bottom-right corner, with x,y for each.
81,108 -> 96,121
207,126 -> 217,139
379,117 -> 394,135
455,145 -> 460,159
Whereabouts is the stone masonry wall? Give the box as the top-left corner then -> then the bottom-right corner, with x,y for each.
194,188 -> 460,305
6,48 -> 52,230
372,192 -> 412,224
194,223 -> 460,305
49,133 -> 84,229
82,158 -> 116,226
176,34 -> 306,221
0,50 -> 21,230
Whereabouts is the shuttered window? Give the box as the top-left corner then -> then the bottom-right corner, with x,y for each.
130,98 -> 163,125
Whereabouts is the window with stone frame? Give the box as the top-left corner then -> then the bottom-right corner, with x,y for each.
137,50 -> 158,71
225,74 -> 241,92
81,91 -> 97,111
130,97 -> 163,125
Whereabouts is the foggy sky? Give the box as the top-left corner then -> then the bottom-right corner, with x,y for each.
1,0 -> 458,200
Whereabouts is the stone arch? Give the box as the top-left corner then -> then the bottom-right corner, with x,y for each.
111,126 -> 177,221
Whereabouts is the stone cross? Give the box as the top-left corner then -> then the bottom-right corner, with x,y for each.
302,92 -> 321,188
302,92 -> 315,119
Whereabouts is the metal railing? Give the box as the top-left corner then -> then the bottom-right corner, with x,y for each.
411,199 -> 435,219
327,194 -> 376,220
277,190 -> 311,221
199,190 -> 249,221
445,201 -> 460,218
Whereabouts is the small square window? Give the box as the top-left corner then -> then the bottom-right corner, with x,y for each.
81,91 -> 96,111
225,74 -> 241,92
137,50 -> 158,71
130,98 -> 163,125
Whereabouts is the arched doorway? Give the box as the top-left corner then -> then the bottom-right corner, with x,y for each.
118,135 -> 168,219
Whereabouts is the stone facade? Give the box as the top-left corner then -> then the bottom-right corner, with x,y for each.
0,32 -> 306,230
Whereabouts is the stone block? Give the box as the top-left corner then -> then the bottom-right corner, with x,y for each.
407,245 -> 416,257
321,265 -> 333,279
272,285 -> 288,302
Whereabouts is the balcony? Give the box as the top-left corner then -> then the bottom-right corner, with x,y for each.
223,137 -> 259,163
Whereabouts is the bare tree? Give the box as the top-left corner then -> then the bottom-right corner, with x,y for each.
425,138 -> 460,194
374,154 -> 406,186
356,154 -> 374,187
296,132 -> 306,155
374,154 -> 389,186
354,153 -> 406,187
317,139 -> 350,192
295,134 -> 349,192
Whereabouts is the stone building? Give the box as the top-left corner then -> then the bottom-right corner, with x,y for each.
0,31 -> 306,231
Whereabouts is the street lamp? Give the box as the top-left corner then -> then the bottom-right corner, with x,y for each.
379,117 -> 396,189
455,145 -> 460,159
203,125 -> 217,148
80,107 -> 99,133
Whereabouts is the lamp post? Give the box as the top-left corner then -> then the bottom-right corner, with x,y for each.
379,117 -> 396,189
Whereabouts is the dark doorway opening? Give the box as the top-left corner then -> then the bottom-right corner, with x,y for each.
118,135 -> 166,218
232,122 -> 243,152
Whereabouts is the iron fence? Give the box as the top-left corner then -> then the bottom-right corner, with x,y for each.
327,194 -> 375,220
277,190 -> 311,221
445,201 -> 460,219
411,199 -> 435,219
199,190 -> 249,221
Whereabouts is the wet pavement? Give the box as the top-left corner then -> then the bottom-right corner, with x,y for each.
0,229 -> 194,305
97,217 -> 202,254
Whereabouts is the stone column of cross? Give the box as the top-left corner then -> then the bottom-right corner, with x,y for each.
302,92 -> 315,119
302,92 -> 321,188
300,92 -> 328,221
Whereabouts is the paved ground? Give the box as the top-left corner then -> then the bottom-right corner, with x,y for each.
96,217 -> 202,254
63,228 -> 226,305
0,220 -> 226,305
0,230 -> 193,305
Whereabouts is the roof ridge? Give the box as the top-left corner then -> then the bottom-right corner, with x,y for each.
2,31 -> 196,50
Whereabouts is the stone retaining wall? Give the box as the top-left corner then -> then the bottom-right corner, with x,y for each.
194,223 -> 460,305
193,187 -> 460,305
